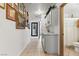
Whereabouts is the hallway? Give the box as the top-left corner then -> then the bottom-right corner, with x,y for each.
0,3 -> 59,56
20,39 -> 55,56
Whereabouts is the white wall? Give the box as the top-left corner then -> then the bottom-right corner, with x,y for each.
64,4 -> 79,18
51,8 -> 59,34
40,15 -> 48,34
41,8 -> 59,34
0,7 -> 30,56
64,18 -> 79,46
64,4 -> 79,46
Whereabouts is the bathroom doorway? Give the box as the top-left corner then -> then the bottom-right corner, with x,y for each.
60,3 -> 67,56
60,3 -> 79,56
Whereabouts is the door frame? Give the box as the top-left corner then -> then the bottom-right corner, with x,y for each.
60,3 -> 67,56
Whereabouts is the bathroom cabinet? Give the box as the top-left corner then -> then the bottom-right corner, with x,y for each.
42,33 -> 58,55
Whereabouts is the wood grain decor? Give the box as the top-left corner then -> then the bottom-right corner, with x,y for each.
0,3 -> 5,9
6,4 -> 16,21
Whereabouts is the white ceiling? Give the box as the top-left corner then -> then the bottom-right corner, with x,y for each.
25,3 -> 53,19
64,3 -> 79,18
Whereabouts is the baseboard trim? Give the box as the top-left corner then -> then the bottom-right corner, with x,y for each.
17,40 -> 30,56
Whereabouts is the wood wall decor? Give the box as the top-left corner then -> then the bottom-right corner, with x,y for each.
16,3 -> 29,29
16,12 -> 26,29
5,3 -> 29,29
6,4 -> 16,21
14,3 -> 18,11
6,3 -> 28,29
7,3 -> 18,11
18,3 -> 24,16
0,3 -> 5,9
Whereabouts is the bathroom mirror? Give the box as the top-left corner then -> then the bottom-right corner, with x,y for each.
31,22 -> 38,36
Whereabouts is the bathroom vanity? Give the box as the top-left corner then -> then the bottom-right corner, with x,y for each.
41,33 -> 58,55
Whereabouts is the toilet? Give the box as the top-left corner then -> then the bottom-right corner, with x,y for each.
73,42 -> 79,52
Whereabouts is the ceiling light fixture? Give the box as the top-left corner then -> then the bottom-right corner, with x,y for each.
35,9 -> 43,15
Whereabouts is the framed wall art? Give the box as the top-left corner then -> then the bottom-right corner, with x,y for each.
0,3 -> 5,9
18,3 -> 24,15
7,3 -> 18,11
16,12 -> 26,29
14,3 -> 18,11
18,3 -> 23,14
7,3 -> 16,8
6,4 -> 16,21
